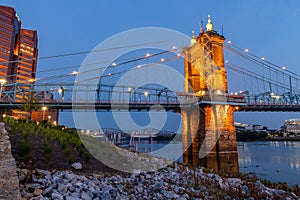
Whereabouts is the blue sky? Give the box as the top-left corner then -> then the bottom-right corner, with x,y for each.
2,0 -> 300,129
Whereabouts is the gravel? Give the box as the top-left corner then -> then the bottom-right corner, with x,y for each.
20,164 -> 299,199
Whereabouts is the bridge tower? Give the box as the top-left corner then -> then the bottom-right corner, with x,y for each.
181,15 -> 239,173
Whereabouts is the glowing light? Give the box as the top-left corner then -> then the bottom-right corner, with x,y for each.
58,88 -> 63,94
227,41 -> 231,44
137,65 -> 141,69
71,71 -> 79,75
177,53 -> 181,57
145,53 -> 151,58
29,78 -> 35,83
48,115 -> 51,119
172,46 -> 177,50
53,121 -> 57,126
282,66 -> 286,70
261,57 -> 265,61
0,79 -> 6,85
108,73 -> 112,76
112,63 -> 117,67
160,58 -> 165,62
42,106 -> 47,111
144,91 -> 149,96
239,90 -> 243,93
235,106 -> 239,110
244,49 -> 249,53
2,114 -> 6,118
128,88 -> 132,92
234,92 -> 238,95
225,60 -> 229,64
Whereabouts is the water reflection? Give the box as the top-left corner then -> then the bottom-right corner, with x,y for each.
238,141 -> 300,186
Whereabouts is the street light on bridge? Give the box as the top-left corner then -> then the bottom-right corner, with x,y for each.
0,79 -> 6,101
41,106 -> 47,120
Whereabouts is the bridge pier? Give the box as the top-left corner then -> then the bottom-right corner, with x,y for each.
181,104 -> 239,173
181,16 -> 239,173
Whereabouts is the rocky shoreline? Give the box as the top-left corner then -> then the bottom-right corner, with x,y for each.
19,164 -> 299,200
1,120 -> 300,199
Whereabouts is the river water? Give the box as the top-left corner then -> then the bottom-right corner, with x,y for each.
238,141 -> 300,186
122,140 -> 300,186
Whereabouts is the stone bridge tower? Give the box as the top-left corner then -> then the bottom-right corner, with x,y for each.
181,15 -> 239,173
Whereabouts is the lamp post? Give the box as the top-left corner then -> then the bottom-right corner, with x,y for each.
0,79 -> 6,101
42,106 -> 47,120
58,86 -> 64,101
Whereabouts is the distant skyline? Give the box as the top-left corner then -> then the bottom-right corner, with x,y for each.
2,1 -> 300,129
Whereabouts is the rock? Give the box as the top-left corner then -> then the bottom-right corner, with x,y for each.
51,192 -> 63,200
42,185 -> 54,195
33,188 -> 43,196
71,162 -> 82,170
136,186 -> 143,193
65,173 -> 77,181
163,190 -> 175,199
58,183 -> 68,194
70,192 -> 81,198
145,174 -> 152,179
66,196 -> 81,200
81,191 -> 91,200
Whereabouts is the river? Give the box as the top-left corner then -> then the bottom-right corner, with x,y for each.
121,140 -> 300,186
238,141 -> 300,186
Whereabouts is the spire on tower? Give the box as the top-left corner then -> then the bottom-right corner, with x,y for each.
200,21 -> 204,33
190,30 -> 196,45
206,14 -> 213,31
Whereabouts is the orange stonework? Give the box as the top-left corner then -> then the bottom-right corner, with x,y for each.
181,25 -> 239,173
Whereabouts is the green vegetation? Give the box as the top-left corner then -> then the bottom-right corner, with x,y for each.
3,117 -> 92,165
20,139 -> 32,162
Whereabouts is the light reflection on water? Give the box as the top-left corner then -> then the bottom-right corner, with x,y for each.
238,141 -> 300,186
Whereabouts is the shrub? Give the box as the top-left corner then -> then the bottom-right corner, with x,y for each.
64,147 -> 72,157
43,140 -> 53,154
20,139 -> 32,162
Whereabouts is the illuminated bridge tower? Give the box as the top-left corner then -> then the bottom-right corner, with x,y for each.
181,15 -> 239,173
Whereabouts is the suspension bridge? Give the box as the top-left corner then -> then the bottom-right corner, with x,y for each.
0,41 -> 299,112
1,18 -> 299,173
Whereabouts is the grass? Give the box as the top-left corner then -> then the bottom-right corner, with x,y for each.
3,117 -> 93,165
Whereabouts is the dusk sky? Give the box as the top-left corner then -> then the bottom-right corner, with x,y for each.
2,0 -> 300,129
